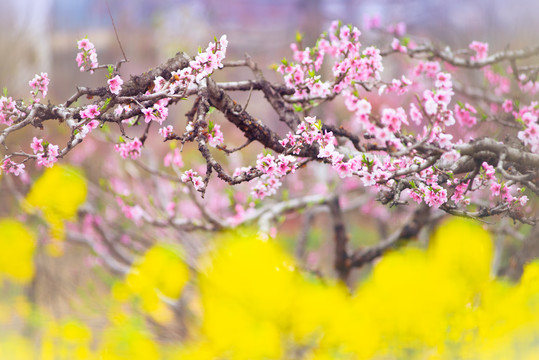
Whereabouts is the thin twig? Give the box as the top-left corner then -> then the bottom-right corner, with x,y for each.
105,0 -> 128,65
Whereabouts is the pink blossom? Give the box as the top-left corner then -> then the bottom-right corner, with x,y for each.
333,160 -> 353,178
1,158 -> 25,176
435,72 -> 452,89
454,103 -> 477,127
318,143 -> 336,158
409,103 -> 423,125
47,144 -> 59,158
142,101 -> 168,125
88,120 -> 99,130
30,137 -> 44,154
191,176 -> 204,191
256,153 -> 276,175
381,107 -> 408,133
409,189 -> 423,204
470,41 -> 488,61
518,195 -> 529,206
521,112 -> 538,126
29,73 -> 50,101
181,169 -> 205,191
502,100 -> 513,113
141,107 -> 156,123
518,123 -> 539,152
424,97 -> 438,116
251,176 -> 282,200
108,75 -> 123,95
391,38 -> 407,53
80,104 -> 101,119
357,99 -> 372,115
363,14 -> 381,30
490,182 -> 501,196
387,22 -> 406,37
208,124 -> 224,147
77,38 -> 94,51
424,185 -> 447,208
36,143 -> 59,168
482,162 -> 496,180
76,38 -> 98,72
451,180 -> 470,205
153,76 -> 166,92
75,125 -> 91,141
164,148 -> 184,168
114,138 -> 142,160
500,185 -> 514,202
159,125 -> 174,138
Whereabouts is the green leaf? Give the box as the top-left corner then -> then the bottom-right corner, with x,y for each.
3,88 -> 7,97
207,106 -> 216,115
281,57 -> 288,66
208,119 -> 215,132
100,98 -> 111,111
401,37 -> 411,46
107,65 -> 114,79
293,104 -> 303,112
282,189 -> 289,201
118,136 -> 125,143
295,31 -> 303,44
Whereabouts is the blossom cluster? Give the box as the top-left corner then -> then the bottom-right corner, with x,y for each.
114,138 -> 143,160
30,137 -> 60,168
116,197 -> 145,225
277,21 -> 384,101
0,157 -> 25,176
469,41 -> 489,61
516,107 -> 539,153
76,38 -> 98,73
163,148 -> 183,168
207,123 -> 224,147
28,72 -> 50,103
139,34 -> 228,104
189,35 -> 228,83
75,120 -> 99,141
250,153 -> 297,200
0,96 -> 22,126
158,125 -> 174,138
141,99 -> 169,125
180,169 -> 204,191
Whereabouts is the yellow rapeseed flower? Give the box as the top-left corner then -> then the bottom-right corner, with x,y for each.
0,218 -> 36,283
